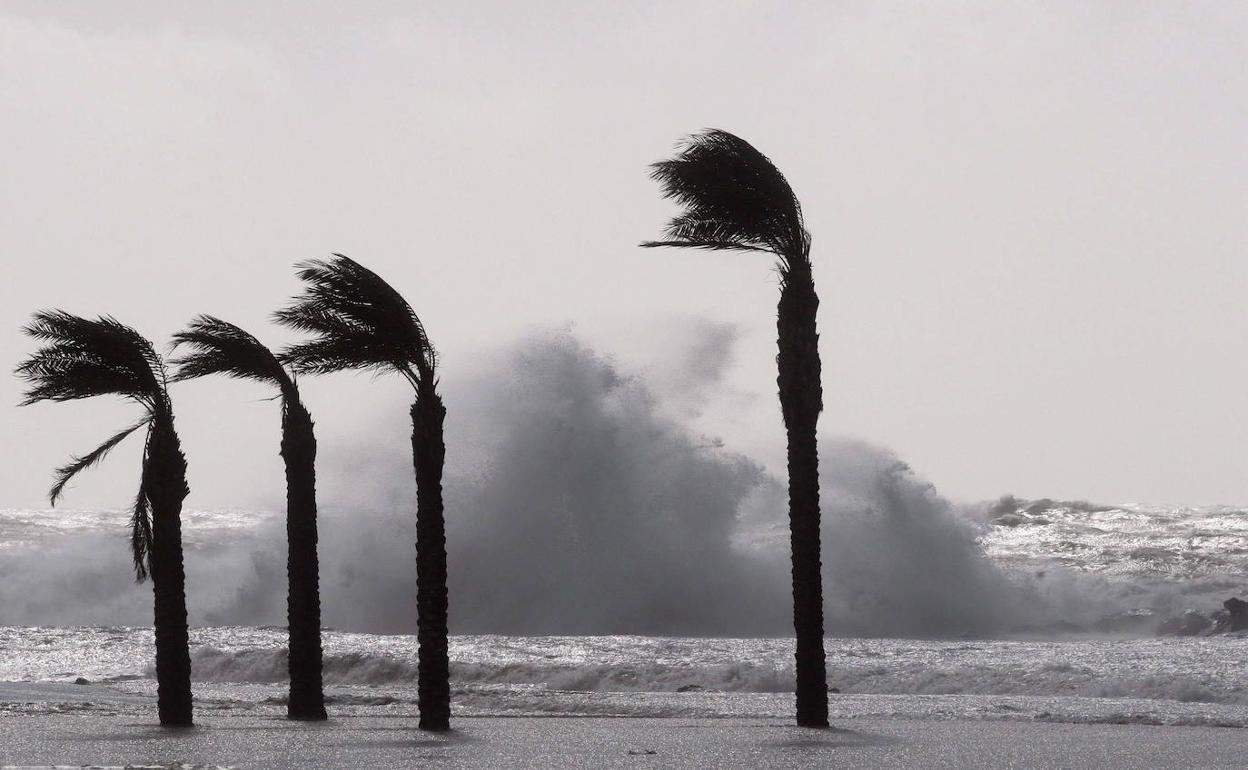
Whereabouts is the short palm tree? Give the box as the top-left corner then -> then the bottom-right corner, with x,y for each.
274,255 -> 450,731
642,129 -> 829,726
15,312 -> 194,727
171,316 -> 327,721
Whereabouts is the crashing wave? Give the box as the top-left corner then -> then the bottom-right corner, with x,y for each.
188,646 -> 794,692
185,644 -> 1248,705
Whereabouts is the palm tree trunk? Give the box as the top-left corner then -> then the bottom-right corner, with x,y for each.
411,382 -> 450,731
145,413 -> 193,727
776,263 -> 829,727
281,398 -> 327,721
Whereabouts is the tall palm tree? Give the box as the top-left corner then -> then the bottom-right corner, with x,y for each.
15,312 -> 194,727
274,255 -> 450,731
642,129 -> 829,727
170,316 -> 327,721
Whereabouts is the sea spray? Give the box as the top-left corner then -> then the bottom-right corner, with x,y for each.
2,330 -> 1242,635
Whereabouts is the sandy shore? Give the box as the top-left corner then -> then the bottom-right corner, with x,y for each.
1,682 -> 1243,768
0,713 -> 1245,769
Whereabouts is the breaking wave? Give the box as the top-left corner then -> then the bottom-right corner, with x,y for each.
189,646 -> 792,692
181,635 -> 1248,705
0,329 -> 1244,637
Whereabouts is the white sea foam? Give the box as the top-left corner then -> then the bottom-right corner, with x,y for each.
3,626 -> 1248,728
978,498 -> 1248,620
5,627 -> 1246,710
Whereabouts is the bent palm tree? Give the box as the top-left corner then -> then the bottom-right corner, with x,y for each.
642,129 -> 829,726
171,316 -> 327,721
274,255 -> 450,731
15,312 -> 193,726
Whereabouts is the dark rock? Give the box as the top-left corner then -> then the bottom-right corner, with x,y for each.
73,677 -> 90,685
1223,597 -> 1248,631
1184,598 -> 1248,635
676,684 -> 702,693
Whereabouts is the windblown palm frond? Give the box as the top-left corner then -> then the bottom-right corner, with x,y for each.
274,255 -> 435,383
15,311 -> 171,582
16,311 -> 166,408
131,468 -> 154,581
49,420 -> 150,505
642,129 -> 810,274
171,315 -> 294,394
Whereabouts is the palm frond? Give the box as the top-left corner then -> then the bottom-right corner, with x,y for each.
49,419 -> 150,505
645,129 -> 810,272
16,311 -> 166,408
131,468 -> 153,582
639,239 -> 771,253
279,335 -> 407,377
171,315 -> 293,394
274,254 -> 436,382
17,312 -> 167,581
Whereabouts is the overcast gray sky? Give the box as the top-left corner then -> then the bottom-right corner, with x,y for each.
1,1 -> 1245,510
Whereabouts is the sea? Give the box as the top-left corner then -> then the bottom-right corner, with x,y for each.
2,501 -> 1247,728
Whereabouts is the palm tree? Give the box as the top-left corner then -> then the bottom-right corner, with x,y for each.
170,316 -> 327,721
15,312 -> 194,727
642,129 -> 829,726
274,255 -> 450,731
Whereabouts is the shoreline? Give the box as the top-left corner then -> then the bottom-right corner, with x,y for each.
2,683 -> 1247,769
1,714 -> 1246,769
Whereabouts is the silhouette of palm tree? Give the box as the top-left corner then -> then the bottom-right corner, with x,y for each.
15,312 -> 194,727
642,129 -> 829,727
170,316 -> 327,721
275,255 -> 450,731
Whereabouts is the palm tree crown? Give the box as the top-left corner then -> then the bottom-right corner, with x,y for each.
642,128 -> 811,278
273,254 -> 436,386
14,311 -> 172,580
170,315 -> 296,397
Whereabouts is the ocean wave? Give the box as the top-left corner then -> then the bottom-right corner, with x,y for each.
829,661 -> 1248,705
455,661 -> 794,693
185,645 -> 1247,706
188,646 -> 794,692
189,647 -> 427,686
1028,706 -> 1248,729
